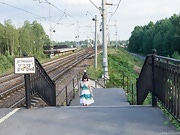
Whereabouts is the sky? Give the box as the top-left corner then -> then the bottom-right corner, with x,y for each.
0,0 -> 180,42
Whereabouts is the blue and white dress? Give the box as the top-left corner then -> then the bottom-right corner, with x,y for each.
80,81 -> 94,105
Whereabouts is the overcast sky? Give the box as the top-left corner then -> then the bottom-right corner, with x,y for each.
0,0 -> 180,42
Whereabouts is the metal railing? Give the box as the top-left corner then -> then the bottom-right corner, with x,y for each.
56,73 -> 80,106
136,50 -> 180,122
94,70 -> 136,105
24,58 -> 56,108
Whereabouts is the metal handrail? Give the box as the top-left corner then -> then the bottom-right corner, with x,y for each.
137,51 -> 180,122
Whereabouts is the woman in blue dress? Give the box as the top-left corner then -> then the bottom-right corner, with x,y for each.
79,74 -> 94,106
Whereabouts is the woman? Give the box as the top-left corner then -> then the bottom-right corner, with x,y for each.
79,74 -> 94,106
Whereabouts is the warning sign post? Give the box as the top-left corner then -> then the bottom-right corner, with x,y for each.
14,56 -> 35,108
14,57 -> 35,74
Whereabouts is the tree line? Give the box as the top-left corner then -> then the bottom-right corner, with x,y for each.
127,14 -> 180,59
0,20 -> 51,58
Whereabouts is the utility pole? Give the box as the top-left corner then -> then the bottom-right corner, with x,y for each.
102,0 -> 109,79
93,15 -> 98,70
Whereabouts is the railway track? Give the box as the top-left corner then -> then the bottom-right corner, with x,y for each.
0,48 -> 94,108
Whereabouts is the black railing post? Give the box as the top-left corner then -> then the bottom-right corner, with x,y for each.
126,76 -> 129,94
24,74 -> 31,109
152,49 -> 157,107
53,80 -> 56,106
136,78 -> 140,105
132,83 -> 134,105
136,78 -> 139,104
73,78 -> 75,98
66,86 -> 68,106
122,72 -> 125,89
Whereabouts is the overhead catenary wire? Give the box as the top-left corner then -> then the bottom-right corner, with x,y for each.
0,2 -> 46,19
89,0 -> 100,10
42,0 -> 88,29
51,10 -> 66,31
108,0 -> 122,24
112,0 -> 122,16
34,0 -> 87,38
44,0 -> 77,22
35,0 -> 94,31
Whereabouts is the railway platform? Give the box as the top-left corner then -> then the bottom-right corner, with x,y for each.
0,85 -> 179,135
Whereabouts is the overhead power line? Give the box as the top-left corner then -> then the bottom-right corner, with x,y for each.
44,0 -> 77,21
89,0 -> 100,10
0,2 -> 46,19
108,0 -> 122,24
112,0 -> 122,16
51,11 -> 66,30
35,0 -> 87,28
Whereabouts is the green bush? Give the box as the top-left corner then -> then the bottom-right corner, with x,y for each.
0,55 -> 13,74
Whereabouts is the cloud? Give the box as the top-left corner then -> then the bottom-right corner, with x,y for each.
0,0 -> 180,41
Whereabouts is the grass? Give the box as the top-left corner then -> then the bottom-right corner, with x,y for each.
87,47 -> 142,105
87,54 -> 103,80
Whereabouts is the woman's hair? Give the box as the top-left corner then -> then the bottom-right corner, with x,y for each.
82,74 -> 88,81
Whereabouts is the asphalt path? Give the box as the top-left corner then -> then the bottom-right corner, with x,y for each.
0,87 -> 178,135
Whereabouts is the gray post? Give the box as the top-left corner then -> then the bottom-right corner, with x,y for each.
94,15 -> 98,70
102,0 -> 109,78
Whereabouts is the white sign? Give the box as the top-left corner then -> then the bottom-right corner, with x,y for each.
14,57 -> 35,74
